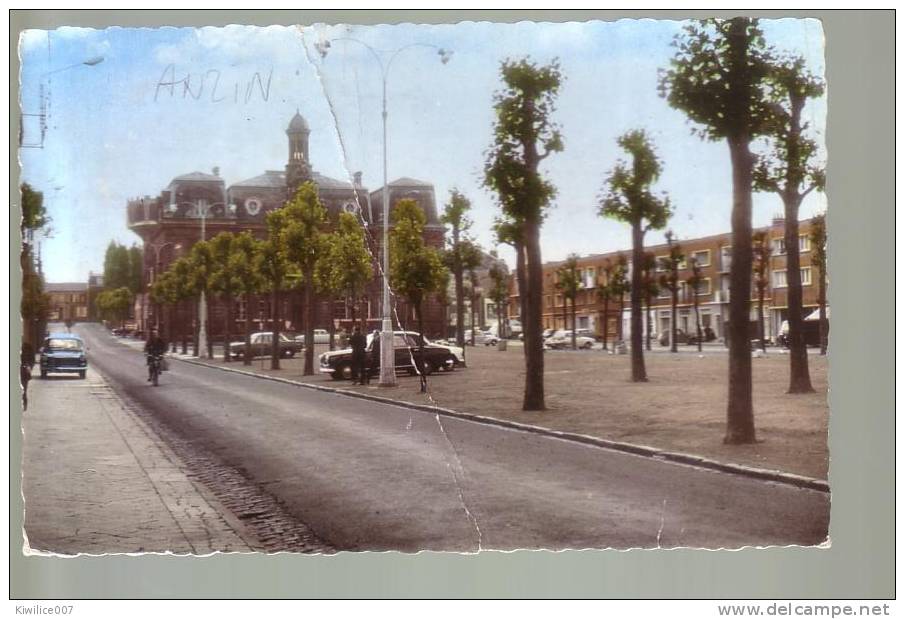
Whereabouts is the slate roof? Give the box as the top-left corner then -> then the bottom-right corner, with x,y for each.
388,177 -> 432,188
230,170 -> 286,189
171,171 -> 223,183
287,111 -> 310,133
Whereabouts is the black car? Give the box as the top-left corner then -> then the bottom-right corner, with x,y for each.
319,331 -> 457,380
39,333 -> 88,379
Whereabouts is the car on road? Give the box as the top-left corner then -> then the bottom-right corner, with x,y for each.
659,329 -> 689,347
229,332 -> 302,360
39,333 -> 88,379
294,329 -> 330,346
545,329 -> 596,350
471,330 -> 499,347
319,331 -> 459,380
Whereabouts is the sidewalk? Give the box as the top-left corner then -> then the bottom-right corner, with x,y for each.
21,368 -> 254,555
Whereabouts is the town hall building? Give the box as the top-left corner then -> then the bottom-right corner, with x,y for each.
127,111 -> 446,347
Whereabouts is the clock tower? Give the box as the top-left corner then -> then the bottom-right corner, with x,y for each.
285,110 -> 312,194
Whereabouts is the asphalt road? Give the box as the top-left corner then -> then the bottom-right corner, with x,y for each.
76,323 -> 829,552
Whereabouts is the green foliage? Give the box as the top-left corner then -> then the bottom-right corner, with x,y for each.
487,259 -> 510,308
103,242 -> 132,291
599,129 -> 672,232
208,232 -> 241,299
809,213 -> 827,273
659,18 -> 776,141
753,55 -> 826,198
640,252 -> 660,299
390,199 -> 449,311
608,253 -> 629,300
316,212 -> 373,298
555,254 -> 581,305
255,238 -> 289,294
484,58 -> 564,225
166,257 -> 198,300
230,232 -> 263,297
188,240 -> 215,295
274,182 -> 329,280
21,260 -> 50,324
686,255 -> 706,296
96,287 -> 133,323
20,182 -> 49,234
658,230 -> 684,293
441,189 -> 483,279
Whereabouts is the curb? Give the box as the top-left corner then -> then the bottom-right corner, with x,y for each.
175,356 -> 830,494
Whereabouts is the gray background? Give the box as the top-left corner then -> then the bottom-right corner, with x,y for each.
9,10 -> 894,599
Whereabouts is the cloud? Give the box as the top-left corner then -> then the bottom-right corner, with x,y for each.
153,25 -> 305,67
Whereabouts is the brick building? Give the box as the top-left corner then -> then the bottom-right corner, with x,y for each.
45,282 -> 89,323
508,216 -> 827,346
126,111 -> 446,344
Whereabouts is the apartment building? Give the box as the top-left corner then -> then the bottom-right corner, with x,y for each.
508,216 -> 825,346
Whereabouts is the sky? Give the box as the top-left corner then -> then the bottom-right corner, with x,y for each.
18,19 -> 827,283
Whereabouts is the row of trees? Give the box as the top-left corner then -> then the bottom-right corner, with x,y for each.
149,181 -> 452,388
482,18 -> 828,447
151,182 -> 375,373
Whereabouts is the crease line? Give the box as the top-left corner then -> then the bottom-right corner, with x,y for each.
434,414 -> 482,552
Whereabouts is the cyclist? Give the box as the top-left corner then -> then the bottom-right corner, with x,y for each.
144,329 -> 168,382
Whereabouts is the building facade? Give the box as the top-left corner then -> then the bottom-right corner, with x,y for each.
45,283 -> 89,323
126,112 -> 446,344
508,216 -> 827,346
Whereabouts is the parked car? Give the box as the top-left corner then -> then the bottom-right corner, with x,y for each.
319,331 -> 459,380
229,332 -> 302,359
659,328 -> 689,347
39,333 -> 88,379
295,329 -> 330,346
508,320 -> 523,338
546,329 -> 596,350
471,331 -> 499,347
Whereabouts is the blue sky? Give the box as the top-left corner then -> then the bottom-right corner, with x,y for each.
18,19 -> 826,282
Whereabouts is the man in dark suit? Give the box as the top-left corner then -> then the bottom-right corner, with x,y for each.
350,326 -> 367,385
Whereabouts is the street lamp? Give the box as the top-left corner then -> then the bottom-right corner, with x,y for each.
315,36 -> 452,387
147,241 -> 181,332
168,198 -> 228,359
20,55 -> 105,149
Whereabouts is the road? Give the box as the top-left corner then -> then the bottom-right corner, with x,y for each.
74,323 -> 829,552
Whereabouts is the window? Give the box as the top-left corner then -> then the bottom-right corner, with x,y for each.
800,267 -> 812,286
773,269 -> 788,288
677,257 -> 688,270
583,267 -> 596,289
799,235 -> 812,253
691,249 -> 711,267
545,295 -> 552,308
694,278 -> 712,295
655,256 -> 668,272
773,238 -> 786,255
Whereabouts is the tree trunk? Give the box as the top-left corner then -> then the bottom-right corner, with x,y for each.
270,288 -> 281,370
630,224 -> 647,381
758,289 -> 766,353
645,293 -> 652,352
304,277 -> 315,376
223,293 -> 232,363
724,134 -> 756,444
522,221 -> 545,411
602,296 -> 609,351
417,302 -> 427,393
818,271 -> 828,355
784,204 -> 815,391
244,293 -> 253,366
206,293 -> 214,360
571,295 -> 577,350
694,294 -> 702,353
514,240 -> 527,359
455,265 -> 466,349
670,286 -> 678,353
181,301 -> 188,354
192,301 -> 199,356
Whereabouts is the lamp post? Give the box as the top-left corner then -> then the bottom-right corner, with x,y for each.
147,241 -> 181,332
315,36 -> 452,387
20,55 -> 104,149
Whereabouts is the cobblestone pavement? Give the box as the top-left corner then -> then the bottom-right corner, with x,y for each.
22,368 -> 257,555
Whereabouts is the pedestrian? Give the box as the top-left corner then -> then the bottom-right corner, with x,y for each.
350,326 -> 367,385
20,342 -> 33,411
367,330 -> 381,385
